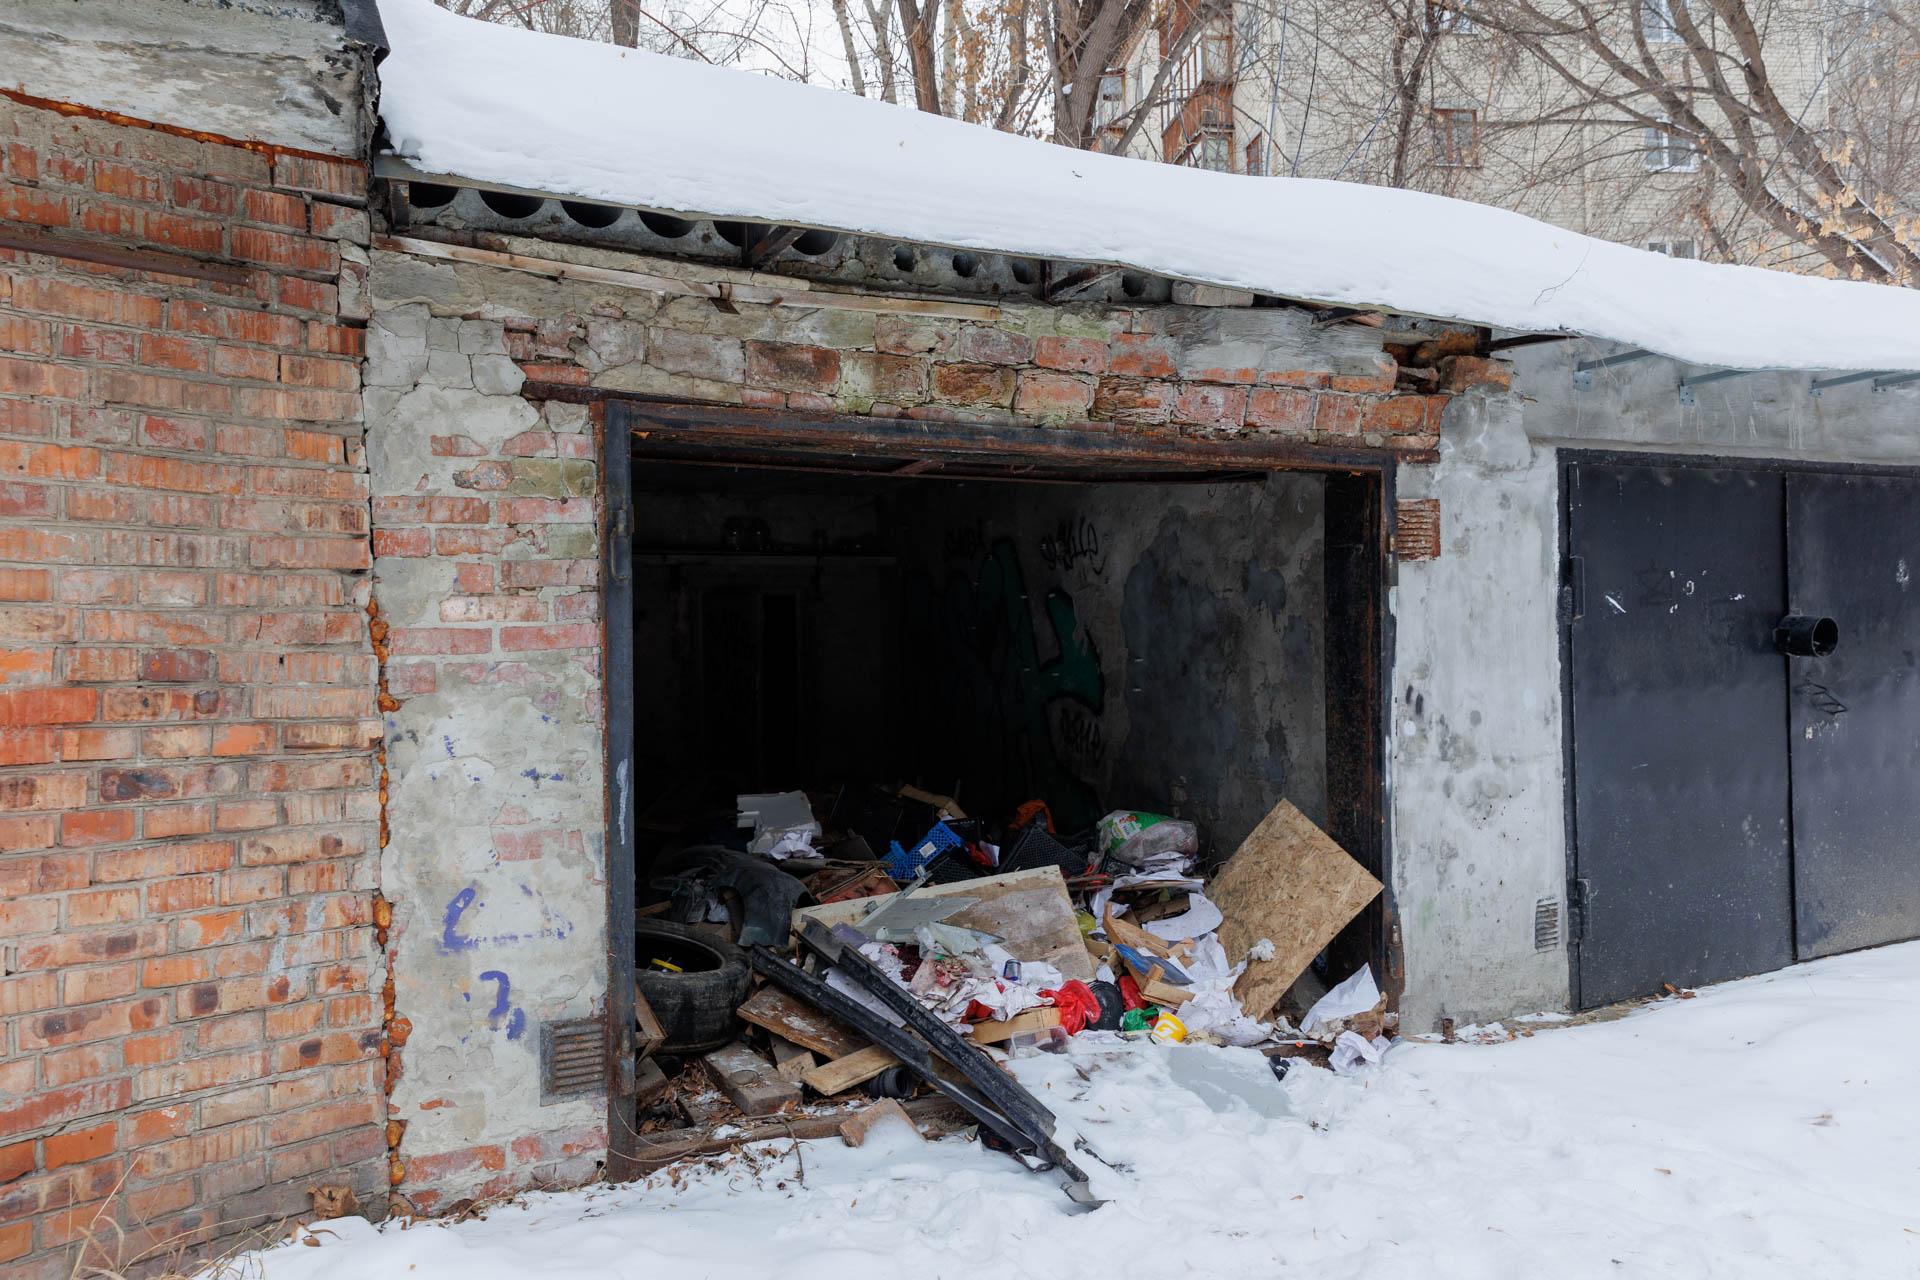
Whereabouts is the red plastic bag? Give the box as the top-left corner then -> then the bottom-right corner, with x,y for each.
1117,974 -> 1147,1011
1042,980 -> 1101,1035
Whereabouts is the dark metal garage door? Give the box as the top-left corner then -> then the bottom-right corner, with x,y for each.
1787,474 -> 1920,959
1565,462 -> 1793,1008
1567,458 -> 1920,1007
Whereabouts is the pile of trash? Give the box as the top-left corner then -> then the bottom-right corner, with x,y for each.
635,785 -> 1392,1201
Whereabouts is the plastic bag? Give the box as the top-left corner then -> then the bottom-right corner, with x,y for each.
1096,810 -> 1199,867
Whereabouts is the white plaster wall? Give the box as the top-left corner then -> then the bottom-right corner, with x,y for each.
1391,391 -> 1570,1029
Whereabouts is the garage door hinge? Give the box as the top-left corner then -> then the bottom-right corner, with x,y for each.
1568,877 -> 1593,941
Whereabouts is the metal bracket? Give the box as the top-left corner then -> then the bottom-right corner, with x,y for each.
1807,370 -> 1885,398
1676,368 -> 1756,407
1873,371 -> 1920,392
1572,348 -> 1653,390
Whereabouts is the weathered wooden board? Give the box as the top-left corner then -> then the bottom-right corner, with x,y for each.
1211,799 -> 1382,1020
768,1035 -> 818,1082
736,986 -> 867,1059
793,866 -> 1094,981
839,1098 -> 923,1148
800,1045 -> 900,1096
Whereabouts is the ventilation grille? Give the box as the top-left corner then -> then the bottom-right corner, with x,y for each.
1533,897 -> 1562,952
1394,499 -> 1443,561
540,1016 -> 608,1102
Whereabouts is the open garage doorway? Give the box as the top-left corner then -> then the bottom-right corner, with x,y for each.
598,400 -> 1394,1168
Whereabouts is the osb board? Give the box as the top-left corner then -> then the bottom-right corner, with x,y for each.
736,986 -> 867,1059
1212,800 -> 1381,1020
793,866 -> 1094,982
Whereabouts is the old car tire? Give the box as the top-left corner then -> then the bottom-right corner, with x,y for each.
634,918 -> 752,1054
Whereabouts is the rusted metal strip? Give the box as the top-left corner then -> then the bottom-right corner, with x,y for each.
0,225 -> 253,286
603,395 -> 1420,474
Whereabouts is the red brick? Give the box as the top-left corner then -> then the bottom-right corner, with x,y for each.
930,362 -> 1015,406
0,1079 -> 130,1139
956,327 -> 1033,365
1014,370 -> 1095,418
1172,384 -> 1248,428
0,728 -> 55,767
0,183 -> 71,227
0,772 -> 87,812
1034,336 -> 1108,374
0,357 -> 83,399
745,341 -> 840,392
1314,395 -> 1366,436
273,155 -> 366,202
12,278 -> 162,328
1246,387 -> 1318,432
44,1122 -> 116,1171
500,623 -> 599,651
59,810 -> 133,847
231,227 -> 336,274
1108,334 -> 1177,377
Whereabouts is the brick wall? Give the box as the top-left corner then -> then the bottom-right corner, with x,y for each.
0,100 -> 383,1276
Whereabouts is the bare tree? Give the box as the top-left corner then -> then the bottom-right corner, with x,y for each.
1465,0 -> 1920,280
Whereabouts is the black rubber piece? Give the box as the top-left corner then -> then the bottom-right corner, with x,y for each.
1087,980 -> 1125,1031
634,918 -> 751,1054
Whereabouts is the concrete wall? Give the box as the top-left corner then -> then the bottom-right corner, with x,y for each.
1390,392 -> 1569,1029
904,476 -> 1326,848
1389,344 -> 1920,1030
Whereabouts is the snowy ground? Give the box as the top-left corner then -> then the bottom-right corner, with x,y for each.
223,943 -> 1920,1279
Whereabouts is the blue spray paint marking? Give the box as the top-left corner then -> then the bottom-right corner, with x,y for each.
520,768 -> 564,786
439,883 -> 578,952
478,970 -> 527,1041
440,886 -> 480,953
480,970 -> 512,1018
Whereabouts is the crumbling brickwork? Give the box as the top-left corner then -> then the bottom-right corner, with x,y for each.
0,99 -> 383,1275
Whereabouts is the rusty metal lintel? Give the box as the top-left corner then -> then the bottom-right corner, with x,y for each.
0,225 -> 253,286
587,394 -> 1422,475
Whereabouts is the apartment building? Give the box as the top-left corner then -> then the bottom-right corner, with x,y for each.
1096,0 -> 1839,266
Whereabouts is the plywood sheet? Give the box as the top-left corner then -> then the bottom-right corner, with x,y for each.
1211,800 -> 1381,1020
793,866 -> 1094,981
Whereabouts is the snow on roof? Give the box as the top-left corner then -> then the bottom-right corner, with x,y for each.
372,0 -> 1920,373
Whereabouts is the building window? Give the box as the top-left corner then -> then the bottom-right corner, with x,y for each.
1094,72 -> 1125,129
1643,119 -> 1698,171
1646,238 -> 1698,259
1201,29 -> 1232,81
1200,135 -> 1231,171
1245,133 -> 1268,176
1428,0 -> 1476,34
1433,108 -> 1481,167
1642,0 -> 1681,42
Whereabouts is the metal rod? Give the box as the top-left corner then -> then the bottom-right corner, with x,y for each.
1678,368 -> 1758,389
1808,370 -> 1888,392
1574,348 -> 1653,372
1873,372 -> 1920,390
0,226 -> 251,285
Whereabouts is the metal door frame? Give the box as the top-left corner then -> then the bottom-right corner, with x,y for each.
1558,447 -> 1920,1010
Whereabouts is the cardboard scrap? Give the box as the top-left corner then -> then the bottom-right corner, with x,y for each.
793,866 -> 1095,981
1211,800 -> 1382,1021
967,1006 -> 1062,1045
736,986 -> 867,1060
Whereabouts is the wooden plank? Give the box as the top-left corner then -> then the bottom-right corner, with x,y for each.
1102,904 -> 1172,959
800,1045 -> 900,1096
1210,799 -> 1383,1020
736,986 -> 869,1059
701,1042 -> 801,1116
634,987 -> 666,1061
769,1035 -> 817,1082
794,866 -> 1095,982
839,1098 -> 922,1148
629,1098 -> 968,1173
966,1007 -> 1062,1045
